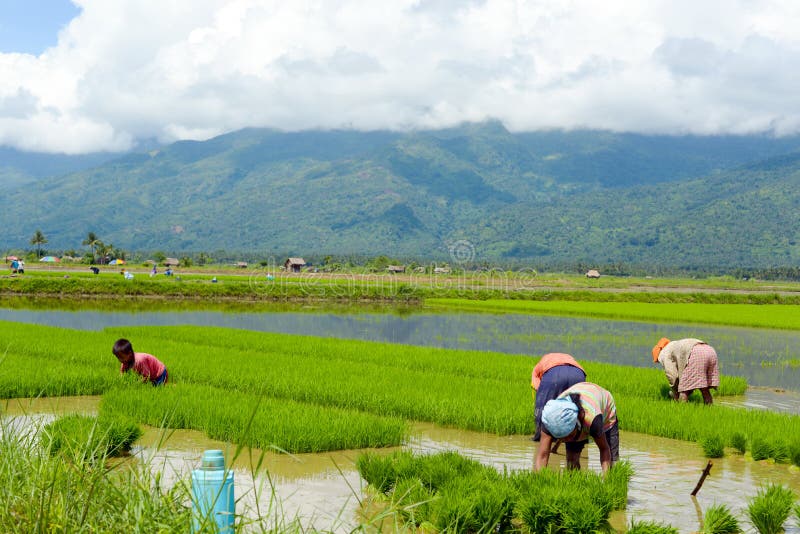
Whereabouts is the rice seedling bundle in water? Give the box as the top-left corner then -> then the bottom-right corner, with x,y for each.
747,484 -> 795,534
730,432 -> 747,454
42,413 -> 141,460
357,451 -> 632,533
627,519 -> 679,533
702,504 -> 742,534
701,435 -> 726,458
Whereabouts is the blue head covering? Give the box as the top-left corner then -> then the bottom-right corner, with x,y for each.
541,397 -> 579,438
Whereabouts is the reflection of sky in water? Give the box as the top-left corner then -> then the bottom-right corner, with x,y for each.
1,307 -> 799,390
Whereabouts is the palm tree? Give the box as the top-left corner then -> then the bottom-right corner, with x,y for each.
30,230 -> 48,258
82,232 -> 100,263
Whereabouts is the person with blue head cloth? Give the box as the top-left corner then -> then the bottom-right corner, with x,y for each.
535,382 -> 619,474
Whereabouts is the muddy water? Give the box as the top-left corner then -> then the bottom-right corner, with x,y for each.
4,396 -> 799,533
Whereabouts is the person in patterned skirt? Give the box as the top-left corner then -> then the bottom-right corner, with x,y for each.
652,337 -> 719,404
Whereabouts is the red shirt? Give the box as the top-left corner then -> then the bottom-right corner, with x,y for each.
121,352 -> 166,383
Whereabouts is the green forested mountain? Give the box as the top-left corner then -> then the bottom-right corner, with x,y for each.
2,122 -> 799,268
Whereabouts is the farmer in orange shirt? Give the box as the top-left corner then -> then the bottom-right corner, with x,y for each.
531,353 -> 586,442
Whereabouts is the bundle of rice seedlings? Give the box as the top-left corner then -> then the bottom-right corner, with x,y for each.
747,484 -> 795,534
42,414 -> 141,460
749,437 -> 773,461
701,504 -> 742,534
701,435 -> 725,458
627,519 -> 679,533
729,432 -> 747,454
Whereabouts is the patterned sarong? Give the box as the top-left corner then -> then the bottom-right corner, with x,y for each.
678,343 -> 719,392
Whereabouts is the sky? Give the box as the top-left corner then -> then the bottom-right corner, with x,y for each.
1,0 -> 800,154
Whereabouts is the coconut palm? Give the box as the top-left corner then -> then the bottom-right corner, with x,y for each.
30,230 -> 48,258
82,232 -> 100,263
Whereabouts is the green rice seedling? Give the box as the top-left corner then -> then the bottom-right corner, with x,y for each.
426,298 -> 800,330
101,383 -> 407,453
789,440 -> 800,467
701,435 -> 726,458
390,477 -> 435,525
356,452 -> 399,494
730,432 -> 747,454
42,413 -> 141,460
750,437 -> 774,461
427,474 -> 515,534
627,519 -> 679,533
747,484 -> 795,534
702,504 -> 742,534
603,460 -> 635,510
616,396 -> 800,460
771,441 -> 790,463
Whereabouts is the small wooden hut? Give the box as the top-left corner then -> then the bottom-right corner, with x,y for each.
284,257 -> 306,273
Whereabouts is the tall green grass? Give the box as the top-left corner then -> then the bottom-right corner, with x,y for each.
0,417 -> 191,531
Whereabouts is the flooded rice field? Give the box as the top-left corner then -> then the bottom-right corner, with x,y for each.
3,396 -> 799,533
1,303 -> 799,390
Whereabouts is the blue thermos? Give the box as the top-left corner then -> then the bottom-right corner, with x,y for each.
192,450 -> 235,533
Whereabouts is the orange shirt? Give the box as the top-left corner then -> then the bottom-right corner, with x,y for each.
531,353 -> 585,390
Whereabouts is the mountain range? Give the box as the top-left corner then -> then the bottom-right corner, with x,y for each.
2,121 -> 799,268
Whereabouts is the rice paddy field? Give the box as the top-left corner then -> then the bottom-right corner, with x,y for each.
1,292 -> 799,532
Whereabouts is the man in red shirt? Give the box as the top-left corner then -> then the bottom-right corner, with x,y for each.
113,338 -> 169,386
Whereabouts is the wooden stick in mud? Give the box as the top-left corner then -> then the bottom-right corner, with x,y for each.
691,461 -> 713,496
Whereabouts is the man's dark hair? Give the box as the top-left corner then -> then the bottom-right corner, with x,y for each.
113,338 -> 133,356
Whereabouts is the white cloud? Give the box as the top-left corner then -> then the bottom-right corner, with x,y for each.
1,0 -> 800,153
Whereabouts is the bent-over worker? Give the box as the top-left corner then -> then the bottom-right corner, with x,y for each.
535,382 -> 619,473
531,353 -> 586,442
652,337 -> 719,404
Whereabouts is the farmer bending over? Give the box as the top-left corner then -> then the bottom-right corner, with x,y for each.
652,337 -> 719,404
113,338 -> 169,386
531,353 -> 586,444
535,382 -> 618,474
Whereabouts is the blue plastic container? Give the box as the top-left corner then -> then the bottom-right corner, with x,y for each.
191,450 -> 235,533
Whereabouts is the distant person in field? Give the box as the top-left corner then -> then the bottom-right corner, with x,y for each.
531,353 -> 586,444
113,338 -> 168,386
535,382 -> 619,473
652,337 -> 719,404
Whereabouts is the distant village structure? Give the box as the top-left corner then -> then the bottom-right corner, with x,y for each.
387,265 -> 405,274
585,269 -> 601,278
164,258 -> 179,267
284,257 -> 306,273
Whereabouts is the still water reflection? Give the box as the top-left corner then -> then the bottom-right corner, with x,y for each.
1,304 -> 798,390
